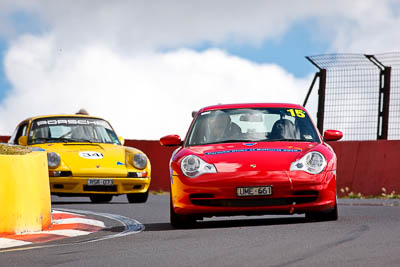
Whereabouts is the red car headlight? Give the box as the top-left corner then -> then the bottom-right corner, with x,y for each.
180,155 -> 217,178
290,151 -> 327,174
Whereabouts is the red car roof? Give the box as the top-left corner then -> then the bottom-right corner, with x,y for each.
199,103 -> 305,113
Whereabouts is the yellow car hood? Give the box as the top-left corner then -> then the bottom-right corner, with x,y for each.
37,143 -> 131,177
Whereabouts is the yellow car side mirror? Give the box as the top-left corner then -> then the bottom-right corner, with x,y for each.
18,136 -> 28,146
118,136 -> 125,146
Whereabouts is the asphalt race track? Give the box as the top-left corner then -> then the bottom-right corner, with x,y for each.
1,195 -> 399,267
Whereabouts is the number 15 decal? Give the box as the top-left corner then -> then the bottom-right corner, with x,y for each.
287,109 -> 305,118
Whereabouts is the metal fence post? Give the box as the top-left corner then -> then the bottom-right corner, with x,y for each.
365,55 -> 391,140
317,69 -> 327,134
303,72 -> 319,107
304,53 -> 398,140
379,66 -> 391,139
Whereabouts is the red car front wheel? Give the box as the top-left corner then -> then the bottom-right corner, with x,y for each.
170,195 -> 196,228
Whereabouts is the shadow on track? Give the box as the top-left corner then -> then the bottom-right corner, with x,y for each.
145,216 -> 310,232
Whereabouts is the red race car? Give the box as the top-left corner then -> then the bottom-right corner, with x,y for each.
160,103 -> 342,228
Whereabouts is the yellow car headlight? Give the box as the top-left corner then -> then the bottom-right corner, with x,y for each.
133,153 -> 147,169
47,152 -> 61,168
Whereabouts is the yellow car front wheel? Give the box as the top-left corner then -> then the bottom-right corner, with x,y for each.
89,194 -> 113,203
127,191 -> 149,203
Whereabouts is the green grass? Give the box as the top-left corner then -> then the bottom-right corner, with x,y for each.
150,190 -> 169,195
0,143 -> 32,155
340,187 -> 400,199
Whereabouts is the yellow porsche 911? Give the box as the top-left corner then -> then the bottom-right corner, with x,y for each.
9,114 -> 151,203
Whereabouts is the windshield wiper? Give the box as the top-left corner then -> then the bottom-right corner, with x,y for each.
31,137 -> 50,144
68,138 -> 94,143
51,137 -> 73,143
32,137 -> 72,144
33,137 -> 95,143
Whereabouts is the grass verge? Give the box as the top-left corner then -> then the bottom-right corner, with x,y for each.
340,187 -> 400,199
0,143 -> 32,155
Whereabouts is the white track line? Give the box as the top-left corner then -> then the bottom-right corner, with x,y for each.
52,218 -> 105,228
56,208 -> 144,241
38,230 -> 96,237
51,210 -> 79,215
1,208 -> 144,252
0,238 -> 32,249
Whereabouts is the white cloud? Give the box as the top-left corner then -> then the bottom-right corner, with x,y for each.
0,35 -> 311,139
0,0 -> 399,139
319,0 -> 400,52
0,0 -> 396,53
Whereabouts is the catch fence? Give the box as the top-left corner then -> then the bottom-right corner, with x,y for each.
304,52 -> 400,140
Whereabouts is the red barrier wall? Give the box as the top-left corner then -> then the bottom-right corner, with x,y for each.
329,140 -> 400,196
141,139 -> 400,195
128,140 -> 400,195
2,135 -> 399,195
124,140 -> 175,192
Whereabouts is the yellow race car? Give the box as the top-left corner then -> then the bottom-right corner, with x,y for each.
9,114 -> 151,203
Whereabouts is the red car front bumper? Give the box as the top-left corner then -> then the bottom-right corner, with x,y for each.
171,170 -> 336,217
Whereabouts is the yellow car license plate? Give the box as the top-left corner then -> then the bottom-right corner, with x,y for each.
87,179 -> 114,186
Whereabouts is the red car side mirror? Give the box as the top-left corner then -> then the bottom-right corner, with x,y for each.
323,130 -> 343,141
160,135 -> 183,146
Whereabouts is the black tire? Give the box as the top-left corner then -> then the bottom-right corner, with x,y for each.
127,190 -> 149,203
170,195 -> 195,228
89,194 -> 113,203
306,201 -> 338,221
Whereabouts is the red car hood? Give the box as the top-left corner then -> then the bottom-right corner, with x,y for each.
186,142 -> 319,172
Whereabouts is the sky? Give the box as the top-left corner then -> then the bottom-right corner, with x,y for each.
0,0 -> 399,139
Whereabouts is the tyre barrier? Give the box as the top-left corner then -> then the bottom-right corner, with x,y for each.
0,151 -> 51,235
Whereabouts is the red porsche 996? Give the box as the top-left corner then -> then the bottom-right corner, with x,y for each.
160,103 -> 342,228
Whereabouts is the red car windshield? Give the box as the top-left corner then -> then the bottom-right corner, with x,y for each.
186,108 -> 320,146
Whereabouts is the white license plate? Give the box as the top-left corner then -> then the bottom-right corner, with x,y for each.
237,186 -> 272,197
87,179 -> 114,186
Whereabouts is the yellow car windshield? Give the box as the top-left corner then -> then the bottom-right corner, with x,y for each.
28,117 -> 120,145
